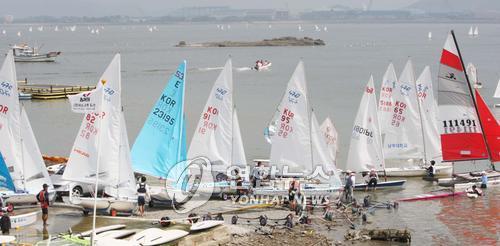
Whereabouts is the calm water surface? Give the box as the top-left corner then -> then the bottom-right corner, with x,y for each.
0,23 -> 498,245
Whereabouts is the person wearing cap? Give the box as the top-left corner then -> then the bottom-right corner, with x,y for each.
480,172 -> 488,188
426,160 -> 436,177
36,184 -> 50,226
366,169 -> 379,192
344,171 -> 355,203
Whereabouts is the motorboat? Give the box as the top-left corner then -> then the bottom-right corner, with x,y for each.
11,44 -> 61,62
254,60 -> 272,70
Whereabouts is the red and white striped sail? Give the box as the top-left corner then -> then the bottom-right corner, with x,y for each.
437,32 -> 488,161
475,89 -> 500,162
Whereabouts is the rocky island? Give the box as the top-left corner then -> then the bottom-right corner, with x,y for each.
175,36 -> 325,47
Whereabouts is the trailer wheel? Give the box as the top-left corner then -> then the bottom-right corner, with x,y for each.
231,215 -> 238,224
259,215 -> 267,226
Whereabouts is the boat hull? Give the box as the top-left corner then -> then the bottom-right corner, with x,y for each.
353,180 -> 406,190
14,52 -> 60,62
10,211 -> 39,228
66,196 -> 136,213
384,166 -> 452,177
398,191 -> 465,202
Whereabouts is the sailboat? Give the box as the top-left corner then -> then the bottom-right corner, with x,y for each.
131,61 -> 187,206
468,26 -> 473,37
383,61 -> 451,177
345,76 -> 405,190
378,63 -> 398,136
467,63 -> 482,88
428,31 -> 432,40
320,117 -> 339,165
473,26 -> 479,37
187,59 -> 248,196
0,152 -> 40,228
256,61 -> 342,195
63,54 -> 137,214
0,51 -> 54,205
436,31 -> 494,187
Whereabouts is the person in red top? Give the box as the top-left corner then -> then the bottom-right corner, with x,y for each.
36,184 -> 50,226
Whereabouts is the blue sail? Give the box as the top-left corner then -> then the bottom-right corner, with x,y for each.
131,61 -> 187,181
0,152 -> 16,191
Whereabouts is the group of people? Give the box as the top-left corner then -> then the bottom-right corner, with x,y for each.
254,60 -> 270,70
343,169 -> 379,203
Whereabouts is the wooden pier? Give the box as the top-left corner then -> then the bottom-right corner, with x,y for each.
18,83 -> 95,100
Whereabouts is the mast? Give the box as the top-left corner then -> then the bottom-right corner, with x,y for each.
304,60 -> 314,175
174,60 -> 187,188
91,79 -> 106,245
20,105 -> 26,191
413,65 -> 428,165
451,30 -> 492,163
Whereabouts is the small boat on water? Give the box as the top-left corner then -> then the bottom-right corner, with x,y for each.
253,60 -> 272,71
11,44 -> 61,62
345,76 -> 406,189
436,31 -> 499,188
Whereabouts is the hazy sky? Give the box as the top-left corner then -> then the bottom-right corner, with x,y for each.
2,0 -> 419,18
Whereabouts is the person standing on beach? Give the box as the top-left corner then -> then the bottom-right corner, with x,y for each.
36,184 -> 50,226
251,162 -> 263,188
136,176 -> 149,217
480,172 -> 488,188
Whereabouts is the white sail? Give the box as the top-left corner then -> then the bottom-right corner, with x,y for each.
0,52 -> 53,194
188,59 -> 234,173
468,26 -> 473,36
311,112 -> 342,187
232,108 -> 247,169
269,61 -> 312,176
416,66 -> 442,162
383,60 -> 424,160
104,112 -> 137,199
63,54 -> 122,186
494,79 -> 500,98
473,26 -> 479,36
346,76 -> 385,172
320,117 -> 339,164
378,63 -> 398,134
466,63 -> 478,85
20,107 -> 54,193
428,32 -> 432,40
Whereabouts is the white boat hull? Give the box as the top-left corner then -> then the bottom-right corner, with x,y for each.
2,191 -> 56,205
9,211 -> 39,228
14,54 -> 58,62
384,166 -> 452,177
67,196 -> 136,213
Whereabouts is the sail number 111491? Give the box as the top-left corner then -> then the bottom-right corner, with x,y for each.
442,119 -> 478,133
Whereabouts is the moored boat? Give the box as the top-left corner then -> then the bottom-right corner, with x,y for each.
11,44 -> 61,62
